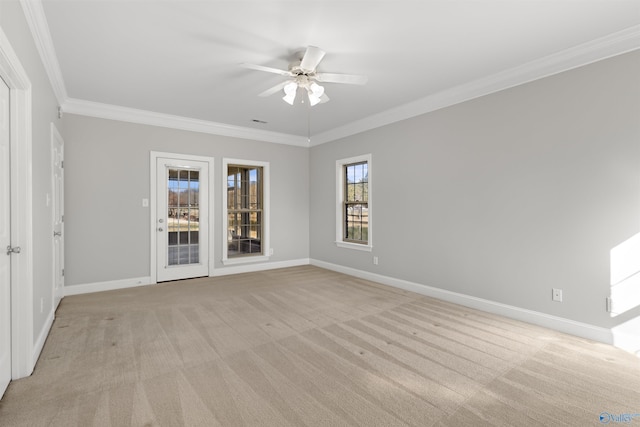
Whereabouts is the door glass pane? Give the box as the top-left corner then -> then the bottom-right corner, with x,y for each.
167,167 -> 200,266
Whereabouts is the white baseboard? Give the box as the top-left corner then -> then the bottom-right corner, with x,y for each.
310,259 -> 615,346
32,307 -> 55,368
212,258 -> 310,277
64,276 -> 153,296
63,259 -> 311,296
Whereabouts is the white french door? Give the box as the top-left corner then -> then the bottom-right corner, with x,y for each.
156,157 -> 209,282
0,77 -> 11,398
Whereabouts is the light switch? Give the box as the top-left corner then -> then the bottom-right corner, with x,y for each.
142,198 -> 149,207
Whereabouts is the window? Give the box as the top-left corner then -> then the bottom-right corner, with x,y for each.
336,154 -> 372,251
222,159 -> 270,264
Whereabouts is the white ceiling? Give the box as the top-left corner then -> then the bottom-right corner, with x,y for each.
30,0 -> 640,145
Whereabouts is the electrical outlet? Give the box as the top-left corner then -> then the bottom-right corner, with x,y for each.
373,256 -> 379,265
269,248 -> 274,256
40,298 -> 44,313
552,288 -> 563,302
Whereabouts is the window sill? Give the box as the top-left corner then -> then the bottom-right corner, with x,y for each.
335,241 -> 372,252
222,255 -> 271,265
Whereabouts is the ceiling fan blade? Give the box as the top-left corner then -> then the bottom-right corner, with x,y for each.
241,63 -> 292,76
315,73 -> 368,85
300,46 -> 326,72
258,81 -> 289,97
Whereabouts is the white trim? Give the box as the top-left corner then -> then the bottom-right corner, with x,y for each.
149,151 -> 215,283
221,158 -> 270,265
335,241 -> 373,252
0,25 -> 35,380
336,154 -> 372,251
222,255 -> 271,266
64,276 -> 154,296
310,25 -> 640,146
63,259 -> 310,294
32,307 -> 54,365
63,98 -> 309,147
213,258 -> 309,277
310,259 -> 615,346
19,0 -> 67,103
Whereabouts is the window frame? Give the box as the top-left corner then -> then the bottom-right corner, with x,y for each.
335,154 -> 372,252
222,158 -> 270,265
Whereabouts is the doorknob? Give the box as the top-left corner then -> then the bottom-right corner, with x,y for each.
53,231 -> 62,236
158,227 -> 164,232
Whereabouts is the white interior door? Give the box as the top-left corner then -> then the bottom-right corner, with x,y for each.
0,77 -> 12,398
156,157 -> 209,282
52,126 -> 64,308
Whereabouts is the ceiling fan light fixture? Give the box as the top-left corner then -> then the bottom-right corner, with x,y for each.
309,82 -> 324,97
284,81 -> 297,95
282,92 -> 296,105
307,92 -> 321,106
283,81 -> 298,105
244,45 -> 367,107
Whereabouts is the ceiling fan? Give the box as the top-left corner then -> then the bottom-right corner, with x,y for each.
242,46 -> 368,106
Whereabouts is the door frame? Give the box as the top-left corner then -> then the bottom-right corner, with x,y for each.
150,151 -> 214,283
51,123 -> 64,308
0,27 -> 35,379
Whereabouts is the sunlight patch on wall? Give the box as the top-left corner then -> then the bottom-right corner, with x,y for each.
610,232 -> 640,317
612,316 -> 640,357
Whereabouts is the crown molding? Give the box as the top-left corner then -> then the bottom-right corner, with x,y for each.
311,24 -> 640,146
21,0 -> 309,146
21,0 -> 638,148
20,0 -> 67,103
62,98 -> 310,147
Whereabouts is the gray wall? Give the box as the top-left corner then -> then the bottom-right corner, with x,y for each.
310,51 -> 640,329
0,1 -> 62,342
8,0 -> 636,335
61,115 -> 309,286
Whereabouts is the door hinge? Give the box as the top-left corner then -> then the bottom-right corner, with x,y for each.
62,268 -> 65,277
61,160 -> 64,168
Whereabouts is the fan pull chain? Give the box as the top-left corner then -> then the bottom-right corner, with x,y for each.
307,102 -> 312,144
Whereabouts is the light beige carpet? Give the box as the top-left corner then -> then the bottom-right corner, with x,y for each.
1,266 -> 639,426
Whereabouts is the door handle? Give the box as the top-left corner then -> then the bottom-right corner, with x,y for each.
158,227 -> 164,232
53,231 -> 62,237
6,245 -> 21,255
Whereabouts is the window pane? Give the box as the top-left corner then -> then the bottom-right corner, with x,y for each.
189,244 -> 199,263
179,231 -> 188,244
346,183 -> 354,202
178,169 -> 189,189
343,161 -> 369,244
345,203 -> 368,242
227,164 -> 263,258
